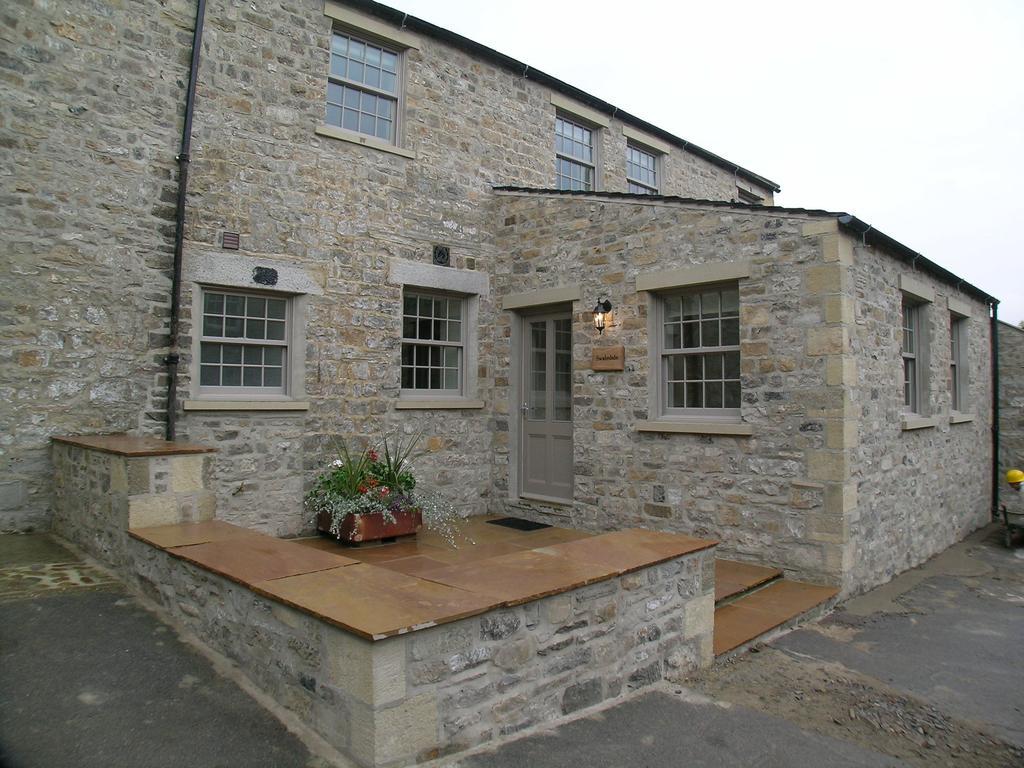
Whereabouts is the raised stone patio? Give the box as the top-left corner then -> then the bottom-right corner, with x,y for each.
52,435 -> 720,767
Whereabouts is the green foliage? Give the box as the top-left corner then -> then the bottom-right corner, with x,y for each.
305,428 -> 465,547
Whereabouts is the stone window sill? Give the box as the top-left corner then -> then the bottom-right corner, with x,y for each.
901,415 -> 937,431
183,400 -> 310,412
949,412 -> 974,424
636,420 -> 753,436
395,398 -> 485,410
315,124 -> 416,159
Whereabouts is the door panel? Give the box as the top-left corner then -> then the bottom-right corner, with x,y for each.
520,312 -> 573,501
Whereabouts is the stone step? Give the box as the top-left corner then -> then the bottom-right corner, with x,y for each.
713,579 -> 838,657
714,559 -> 783,604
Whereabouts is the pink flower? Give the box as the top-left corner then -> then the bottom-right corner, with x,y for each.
379,486 -> 390,497
368,449 -> 379,462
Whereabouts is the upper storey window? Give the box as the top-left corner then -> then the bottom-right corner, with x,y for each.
555,115 -> 596,191
326,32 -> 400,143
626,144 -> 659,194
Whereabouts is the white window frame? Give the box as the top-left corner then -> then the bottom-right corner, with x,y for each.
195,287 -> 300,400
555,112 -> 598,191
949,312 -> 969,413
325,29 -> 403,145
656,282 -> 742,420
388,259 -> 486,410
400,289 -> 466,397
626,142 -> 660,194
900,294 -> 931,417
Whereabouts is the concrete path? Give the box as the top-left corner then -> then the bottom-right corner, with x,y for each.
0,535 -> 331,768
2,525 -> 1022,767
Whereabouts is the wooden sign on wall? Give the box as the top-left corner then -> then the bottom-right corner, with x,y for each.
591,345 -> 625,371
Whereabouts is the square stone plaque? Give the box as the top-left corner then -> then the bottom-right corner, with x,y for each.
591,345 -> 625,371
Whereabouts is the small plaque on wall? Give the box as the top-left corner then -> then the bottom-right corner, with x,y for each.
592,346 -> 625,371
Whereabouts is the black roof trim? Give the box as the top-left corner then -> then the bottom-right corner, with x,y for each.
493,187 -> 997,304
339,0 -> 781,193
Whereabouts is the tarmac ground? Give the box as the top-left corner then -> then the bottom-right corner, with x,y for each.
1,524 -> 1021,768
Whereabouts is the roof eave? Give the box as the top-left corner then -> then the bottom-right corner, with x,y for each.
339,0 -> 781,193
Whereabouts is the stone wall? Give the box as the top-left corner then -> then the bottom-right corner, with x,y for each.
0,1 -> 193,530
126,537 -> 713,767
846,241 -> 992,593
490,193 -> 845,585
51,440 -> 215,568
999,321 -> 1024,477
1,0 -> 770,533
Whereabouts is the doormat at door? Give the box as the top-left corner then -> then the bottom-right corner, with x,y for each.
486,517 -> 552,531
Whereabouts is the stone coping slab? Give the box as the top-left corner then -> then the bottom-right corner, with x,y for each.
715,559 -> 783,603
254,563 -> 496,640
130,519 -> 717,641
53,434 -> 215,457
713,580 -> 839,656
167,536 -> 359,587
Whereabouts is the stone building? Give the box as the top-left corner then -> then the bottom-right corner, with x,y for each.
999,321 -> 1024,477
0,0 -> 999,595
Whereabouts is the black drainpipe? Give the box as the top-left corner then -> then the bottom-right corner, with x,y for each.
165,0 -> 207,441
991,300 -> 1001,518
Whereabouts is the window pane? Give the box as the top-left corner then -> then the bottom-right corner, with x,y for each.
401,345 -> 413,365
669,355 -> 686,380
222,345 -> 242,364
200,365 -> 219,386
224,317 -> 244,337
264,347 -> 283,366
416,368 -> 427,388
429,369 -> 441,389
331,35 -> 347,55
204,293 -> 223,313
663,323 -> 680,349
724,351 -> 740,379
444,369 -> 459,390
203,316 -> 223,337
685,355 -> 702,380
243,367 -> 262,387
701,320 -> 719,347
670,383 -> 684,408
419,296 -> 433,316
721,318 -> 739,346
429,346 -> 441,366
448,322 -> 461,342
359,113 -> 375,135
721,289 -> 739,314
403,318 -> 417,338
685,382 -> 703,408
705,382 -> 723,408
243,346 -> 262,365
246,319 -> 265,339
247,297 -> 266,317
325,104 -> 342,126
724,381 -> 741,408
682,322 -> 700,348
222,366 -> 242,386
665,297 -> 681,323
401,367 -> 413,388
225,295 -> 245,315
444,347 -> 458,367
705,353 -> 723,379
200,344 -> 219,364
403,295 -> 417,314
701,292 -> 720,319
266,320 -> 285,341
682,294 -> 700,321
264,367 -> 282,388
342,109 -> 359,132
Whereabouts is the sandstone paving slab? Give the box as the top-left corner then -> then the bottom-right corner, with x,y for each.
167,535 -> 358,587
129,520 -> 265,549
713,580 -> 838,656
714,559 -> 783,603
52,434 -> 215,456
420,548 -> 620,605
254,563 -> 498,640
536,529 -> 714,575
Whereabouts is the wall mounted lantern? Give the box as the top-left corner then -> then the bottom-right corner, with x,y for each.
593,298 -> 612,334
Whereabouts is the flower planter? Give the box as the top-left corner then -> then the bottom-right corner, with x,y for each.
317,508 -> 423,545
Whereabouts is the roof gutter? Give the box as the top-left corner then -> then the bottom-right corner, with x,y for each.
835,214 -> 996,304
340,0 -> 780,193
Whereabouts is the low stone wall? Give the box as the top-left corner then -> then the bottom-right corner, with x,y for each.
124,537 -> 713,767
51,437 -> 215,568
52,435 -> 716,767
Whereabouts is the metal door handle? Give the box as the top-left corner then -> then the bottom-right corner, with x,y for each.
520,402 -> 529,414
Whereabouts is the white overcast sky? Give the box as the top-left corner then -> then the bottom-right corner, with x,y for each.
393,0 -> 1023,325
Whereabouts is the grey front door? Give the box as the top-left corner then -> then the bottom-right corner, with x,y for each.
520,311 -> 573,501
